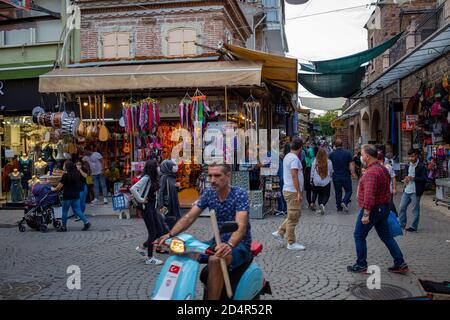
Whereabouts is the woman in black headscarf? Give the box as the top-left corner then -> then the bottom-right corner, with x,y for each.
158,159 -> 182,229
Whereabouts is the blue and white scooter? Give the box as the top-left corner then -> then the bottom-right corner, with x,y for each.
151,211 -> 271,300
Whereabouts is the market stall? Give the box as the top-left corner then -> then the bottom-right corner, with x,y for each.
400,76 -> 450,197
36,45 -> 298,218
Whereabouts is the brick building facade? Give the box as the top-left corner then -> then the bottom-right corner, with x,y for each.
340,0 -> 450,162
75,0 -> 251,63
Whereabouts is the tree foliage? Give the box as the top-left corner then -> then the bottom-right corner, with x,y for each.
313,111 -> 338,137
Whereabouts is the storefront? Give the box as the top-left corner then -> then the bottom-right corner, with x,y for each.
400,76 -> 450,182
36,44 -> 298,217
0,78 -> 57,203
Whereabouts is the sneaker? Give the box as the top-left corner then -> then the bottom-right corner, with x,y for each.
145,257 -> 163,266
91,199 -> 99,205
405,227 -> 417,232
57,226 -> 67,232
75,217 -> 81,222
272,231 -> 285,243
341,203 -> 349,212
275,211 -> 286,216
81,222 -> 91,231
347,264 -> 368,273
388,263 -> 409,274
320,204 -> 326,215
135,246 -> 146,257
310,204 -> 316,212
103,198 -> 108,204
287,243 -> 306,251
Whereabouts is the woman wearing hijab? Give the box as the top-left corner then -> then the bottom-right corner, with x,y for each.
158,159 -> 181,230
131,160 -> 166,265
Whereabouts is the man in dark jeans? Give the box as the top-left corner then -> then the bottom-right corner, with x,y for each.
329,139 -> 356,212
348,144 -> 408,274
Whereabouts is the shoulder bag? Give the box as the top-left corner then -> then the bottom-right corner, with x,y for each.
160,179 -> 170,216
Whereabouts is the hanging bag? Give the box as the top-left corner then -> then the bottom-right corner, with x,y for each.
160,178 -> 170,216
431,101 -> 442,116
388,211 -> 403,237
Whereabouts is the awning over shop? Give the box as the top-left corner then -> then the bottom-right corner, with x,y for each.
221,43 -> 298,93
0,61 -> 54,80
353,23 -> 450,98
336,112 -> 359,121
39,60 -> 263,93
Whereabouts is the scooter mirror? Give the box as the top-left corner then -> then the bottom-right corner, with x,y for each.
219,221 -> 238,234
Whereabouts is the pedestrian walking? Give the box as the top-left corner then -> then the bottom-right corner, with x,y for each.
74,159 -> 90,221
272,138 -> 306,251
275,146 -> 287,215
377,151 -> 398,215
329,139 -> 357,212
158,159 -> 181,230
310,148 -> 333,215
398,149 -> 427,232
304,144 -> 316,211
83,150 -> 108,204
131,160 -> 167,265
347,144 -> 408,274
354,151 -> 362,179
51,160 -> 91,232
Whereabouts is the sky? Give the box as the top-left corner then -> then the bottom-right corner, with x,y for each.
284,0 -> 377,113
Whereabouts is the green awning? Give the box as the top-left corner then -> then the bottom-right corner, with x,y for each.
0,61 -> 54,80
298,67 -> 366,98
300,33 -> 403,73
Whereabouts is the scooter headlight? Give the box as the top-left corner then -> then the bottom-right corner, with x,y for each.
170,238 -> 185,254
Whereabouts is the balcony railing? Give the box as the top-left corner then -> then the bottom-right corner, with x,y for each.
389,4 -> 443,66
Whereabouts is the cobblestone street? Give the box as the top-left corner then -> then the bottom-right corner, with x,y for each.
0,188 -> 449,300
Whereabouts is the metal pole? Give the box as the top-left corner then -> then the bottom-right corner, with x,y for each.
253,14 -> 266,50
397,80 -> 402,163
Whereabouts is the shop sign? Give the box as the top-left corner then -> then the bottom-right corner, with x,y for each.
402,121 -> 412,132
5,149 -> 14,158
406,115 -> 418,130
331,119 -> 344,129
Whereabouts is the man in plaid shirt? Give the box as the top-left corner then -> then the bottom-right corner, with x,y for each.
348,144 -> 408,274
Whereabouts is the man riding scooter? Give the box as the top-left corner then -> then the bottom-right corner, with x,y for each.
159,163 -> 252,300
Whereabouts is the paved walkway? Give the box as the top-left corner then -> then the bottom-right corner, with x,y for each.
0,186 -> 449,300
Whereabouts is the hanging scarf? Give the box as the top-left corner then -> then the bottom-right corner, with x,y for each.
149,102 -> 154,132
155,102 -> 160,126
180,102 -> 184,128
199,100 -> 204,123
152,103 -> 157,134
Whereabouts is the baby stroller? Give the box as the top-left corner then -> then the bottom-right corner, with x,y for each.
19,183 -> 62,232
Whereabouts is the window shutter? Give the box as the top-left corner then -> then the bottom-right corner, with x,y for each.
183,29 -> 196,55
168,28 -> 196,56
116,32 -> 130,58
103,33 -> 117,58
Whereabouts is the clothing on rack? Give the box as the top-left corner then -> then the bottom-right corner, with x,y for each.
9,172 -> 24,202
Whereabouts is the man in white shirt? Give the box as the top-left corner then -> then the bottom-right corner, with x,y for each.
272,138 -> 305,250
83,150 -> 108,205
399,149 -> 427,232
